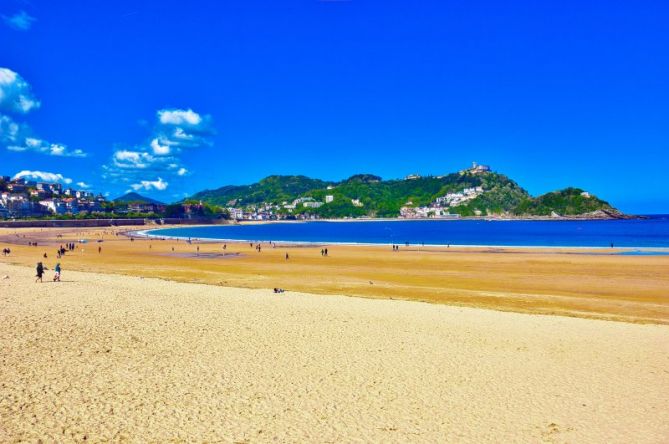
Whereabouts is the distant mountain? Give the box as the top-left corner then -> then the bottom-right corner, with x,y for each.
113,192 -> 164,205
189,168 -> 625,219
190,175 -> 332,207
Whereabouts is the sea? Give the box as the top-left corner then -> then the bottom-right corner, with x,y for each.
143,215 -> 669,249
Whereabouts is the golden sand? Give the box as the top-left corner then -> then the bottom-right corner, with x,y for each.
1,226 -> 668,324
1,262 -> 668,442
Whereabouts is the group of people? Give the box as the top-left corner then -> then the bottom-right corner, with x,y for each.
2,248 -> 10,256
56,243 -> 76,258
35,261 -> 61,283
392,244 -> 400,251
320,248 -> 329,256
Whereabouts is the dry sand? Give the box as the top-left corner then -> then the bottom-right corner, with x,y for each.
1,262 -> 668,443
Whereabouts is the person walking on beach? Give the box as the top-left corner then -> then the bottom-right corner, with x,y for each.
285,252 -> 289,260
53,263 -> 61,282
35,262 -> 45,283
98,246 -> 102,254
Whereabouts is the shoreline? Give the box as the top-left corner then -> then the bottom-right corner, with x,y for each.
135,225 -> 669,251
0,211 -> 652,229
136,230 -> 669,252
2,225 -> 668,325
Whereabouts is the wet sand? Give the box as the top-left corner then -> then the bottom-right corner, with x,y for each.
1,262 -> 668,442
1,226 -> 668,324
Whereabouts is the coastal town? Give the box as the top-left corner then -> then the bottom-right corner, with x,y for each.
0,175 -> 106,219
1,163 -> 493,221
0,175 -> 168,219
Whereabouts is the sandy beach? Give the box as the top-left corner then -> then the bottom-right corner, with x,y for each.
1,226 -> 669,442
1,226 -> 668,324
1,261 -> 668,442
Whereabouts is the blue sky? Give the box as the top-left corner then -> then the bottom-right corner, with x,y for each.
1,0 -> 667,212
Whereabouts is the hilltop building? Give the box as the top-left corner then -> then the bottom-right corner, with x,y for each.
466,162 -> 491,174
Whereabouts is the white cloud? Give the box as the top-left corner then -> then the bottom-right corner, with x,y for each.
112,149 -> 155,168
2,11 -> 36,31
0,68 -> 40,114
6,135 -> 87,158
150,138 -> 170,155
77,182 -> 90,189
0,67 -> 88,157
130,177 -> 168,191
0,114 -> 24,143
154,107 -> 214,150
103,107 -> 213,191
158,109 -> 202,126
13,170 -> 72,184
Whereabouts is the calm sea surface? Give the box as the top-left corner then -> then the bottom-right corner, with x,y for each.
145,215 -> 669,248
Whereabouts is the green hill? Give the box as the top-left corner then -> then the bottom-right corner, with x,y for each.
190,175 -> 331,207
189,169 -> 622,218
513,187 -> 619,216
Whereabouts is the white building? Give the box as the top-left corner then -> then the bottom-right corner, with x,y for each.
39,199 -> 68,215
469,162 -> 491,174
228,208 -> 244,219
303,201 -> 323,209
325,195 -> 334,203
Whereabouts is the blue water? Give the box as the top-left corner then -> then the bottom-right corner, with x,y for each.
145,215 -> 669,248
